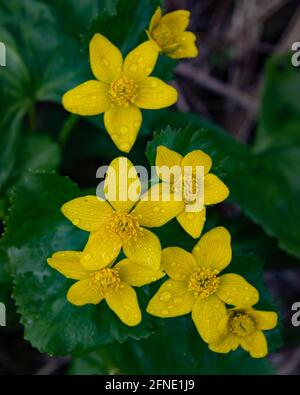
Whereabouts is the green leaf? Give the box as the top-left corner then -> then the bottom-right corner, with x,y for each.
0,133 -> 60,217
0,115 -> 23,195
70,255 -> 280,374
1,172 -> 154,356
84,0 -> 162,53
255,54 -> 300,151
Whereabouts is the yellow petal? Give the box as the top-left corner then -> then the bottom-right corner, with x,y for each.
192,227 -> 232,271
134,77 -> 178,109
209,334 -> 239,354
176,207 -> 206,239
61,196 -> 114,232
147,279 -> 195,317
161,247 -> 197,281
168,32 -> 198,59
89,33 -> 123,83
104,156 -> 141,213
123,41 -> 159,82
149,7 -> 162,31
67,279 -> 103,306
122,228 -> 161,270
105,282 -> 141,326
240,330 -> 268,358
115,258 -> 165,287
250,310 -> 278,330
81,230 -> 121,270
62,81 -> 110,116
160,10 -> 190,32
131,184 -> 184,227
192,294 -> 227,343
204,173 -> 229,205
47,251 -> 88,280
155,146 -> 183,183
104,104 -> 142,153
216,274 -> 259,307
181,150 -> 212,175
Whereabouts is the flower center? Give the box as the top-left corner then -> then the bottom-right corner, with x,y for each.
90,268 -> 120,295
109,75 -> 137,106
188,267 -> 220,299
108,212 -> 141,241
228,312 -> 256,337
152,23 -> 173,48
172,175 -> 202,204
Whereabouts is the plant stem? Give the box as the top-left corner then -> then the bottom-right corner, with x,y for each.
58,114 -> 79,147
28,103 -> 37,132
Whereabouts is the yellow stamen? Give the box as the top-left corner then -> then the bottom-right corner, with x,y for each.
89,268 -> 120,295
108,212 -> 141,241
188,267 -> 220,299
228,311 -> 256,337
109,75 -> 137,106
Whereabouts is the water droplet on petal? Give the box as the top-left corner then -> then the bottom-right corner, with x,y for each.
174,297 -> 182,304
159,291 -> 171,302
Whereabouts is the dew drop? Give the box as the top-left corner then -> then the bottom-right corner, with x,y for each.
174,297 -> 182,304
159,291 -> 171,302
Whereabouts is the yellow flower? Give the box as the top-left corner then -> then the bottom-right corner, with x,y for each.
147,227 -> 259,344
155,146 -> 229,238
61,157 -> 184,271
209,307 -> 278,358
47,251 -> 164,326
147,7 -> 198,59
62,34 -> 178,153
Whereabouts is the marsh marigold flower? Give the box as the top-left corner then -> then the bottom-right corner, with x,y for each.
47,251 -> 164,326
62,34 -> 178,153
147,7 -> 198,59
61,157 -> 184,271
209,307 -> 278,358
147,227 -> 259,344
155,146 -> 229,238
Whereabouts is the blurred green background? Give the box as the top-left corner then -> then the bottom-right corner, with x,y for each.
0,0 -> 299,375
